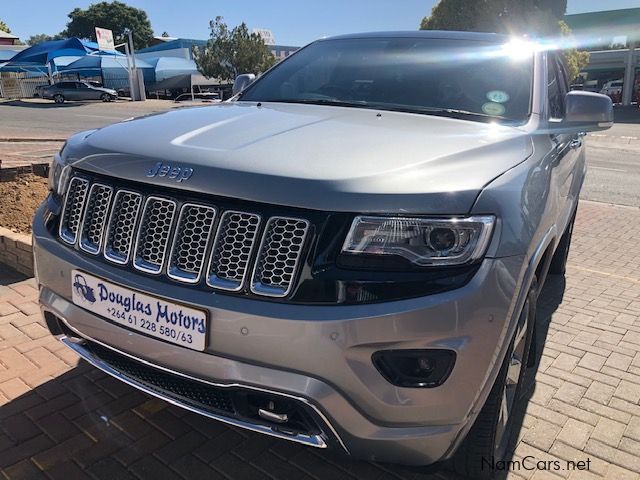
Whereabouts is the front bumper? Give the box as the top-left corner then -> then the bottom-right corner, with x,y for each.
33,203 -> 526,465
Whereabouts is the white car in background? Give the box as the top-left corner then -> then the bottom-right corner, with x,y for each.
600,79 -> 623,99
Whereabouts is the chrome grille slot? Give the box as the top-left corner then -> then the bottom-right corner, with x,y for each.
79,184 -> 113,254
167,204 -> 216,283
251,217 -> 310,297
59,177 -> 89,244
133,197 -> 177,274
207,211 -> 261,291
104,190 -> 142,264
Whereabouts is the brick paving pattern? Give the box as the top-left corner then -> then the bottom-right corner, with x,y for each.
0,200 -> 639,479
0,142 -> 62,170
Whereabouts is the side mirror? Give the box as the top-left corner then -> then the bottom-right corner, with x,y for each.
563,91 -> 613,132
232,73 -> 256,96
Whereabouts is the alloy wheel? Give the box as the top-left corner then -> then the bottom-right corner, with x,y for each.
494,297 -> 529,452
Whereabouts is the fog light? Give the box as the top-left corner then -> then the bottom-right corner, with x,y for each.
372,349 -> 456,388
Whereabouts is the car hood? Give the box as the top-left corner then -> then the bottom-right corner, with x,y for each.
67,102 -> 533,214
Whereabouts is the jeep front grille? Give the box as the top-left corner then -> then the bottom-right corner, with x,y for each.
133,197 -> 177,274
61,175 -> 310,298
206,211 -> 261,291
79,184 -> 113,254
59,177 -> 90,244
104,190 -> 142,264
168,203 -> 216,283
251,217 -> 310,297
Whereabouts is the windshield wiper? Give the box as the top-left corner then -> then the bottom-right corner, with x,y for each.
258,98 -> 373,109
252,99 -> 504,122
378,105 -> 498,120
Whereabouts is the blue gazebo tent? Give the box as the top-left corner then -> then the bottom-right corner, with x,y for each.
0,38 -> 123,73
146,56 -> 198,82
59,55 -> 153,74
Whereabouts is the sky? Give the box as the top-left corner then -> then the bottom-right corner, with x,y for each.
3,0 -> 640,47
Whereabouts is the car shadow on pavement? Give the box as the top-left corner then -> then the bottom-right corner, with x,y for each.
0,100 -> 93,109
502,274 -> 567,469
0,264 -> 29,286
0,276 -> 567,480
0,360 -> 455,479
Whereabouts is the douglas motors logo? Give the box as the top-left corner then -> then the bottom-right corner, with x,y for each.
73,273 -> 97,304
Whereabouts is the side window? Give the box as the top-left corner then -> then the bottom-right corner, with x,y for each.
547,55 -> 565,119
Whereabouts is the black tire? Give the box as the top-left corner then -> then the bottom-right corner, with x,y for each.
100,93 -> 111,102
452,277 -> 538,479
549,209 -> 576,275
53,94 -> 65,104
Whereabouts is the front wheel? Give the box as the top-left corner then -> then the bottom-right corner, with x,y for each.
53,94 -> 64,104
100,93 -> 112,102
452,277 -> 538,479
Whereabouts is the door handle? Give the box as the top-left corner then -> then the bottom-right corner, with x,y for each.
570,138 -> 582,149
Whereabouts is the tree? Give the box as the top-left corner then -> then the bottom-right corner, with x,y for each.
26,33 -> 65,46
63,1 -> 154,49
193,17 -> 276,82
420,0 -> 588,80
0,19 -> 10,33
161,31 -> 170,37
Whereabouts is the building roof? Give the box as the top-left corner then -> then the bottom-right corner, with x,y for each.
0,30 -> 19,40
138,38 -> 207,53
564,8 -> 640,31
565,8 -> 640,45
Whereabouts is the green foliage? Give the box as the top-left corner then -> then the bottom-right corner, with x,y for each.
26,33 -> 65,46
0,19 -> 11,33
193,16 -> 277,82
63,1 -> 154,49
559,21 -> 589,81
420,0 -> 587,80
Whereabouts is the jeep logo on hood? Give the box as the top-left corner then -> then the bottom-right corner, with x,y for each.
146,161 -> 193,183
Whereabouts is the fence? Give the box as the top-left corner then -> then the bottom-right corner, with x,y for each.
0,73 -> 50,99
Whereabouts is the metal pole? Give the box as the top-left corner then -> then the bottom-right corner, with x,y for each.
127,30 -> 137,71
622,42 -> 636,106
127,29 -> 145,101
123,41 -> 135,101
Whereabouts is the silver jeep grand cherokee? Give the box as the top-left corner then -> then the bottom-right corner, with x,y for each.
34,31 -> 612,477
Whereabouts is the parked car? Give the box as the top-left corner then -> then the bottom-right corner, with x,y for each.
600,79 -> 624,101
41,81 -> 117,103
173,92 -> 222,104
33,84 -> 49,98
35,31 -> 612,478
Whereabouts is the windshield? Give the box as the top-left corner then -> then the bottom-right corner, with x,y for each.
240,37 -> 534,123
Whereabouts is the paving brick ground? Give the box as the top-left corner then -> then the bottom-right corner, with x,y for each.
1,200 -> 640,480
0,142 -> 62,170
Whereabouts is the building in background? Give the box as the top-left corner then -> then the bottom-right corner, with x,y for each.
564,7 -> 640,105
0,30 -> 20,46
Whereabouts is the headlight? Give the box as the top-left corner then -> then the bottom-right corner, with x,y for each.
341,215 -> 495,267
48,148 -> 71,196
